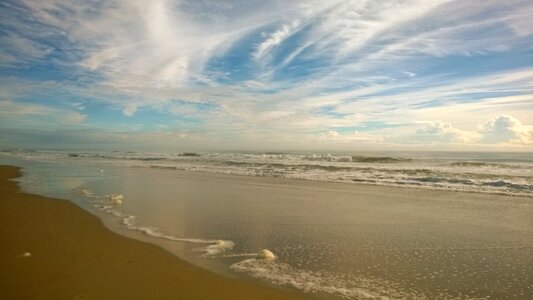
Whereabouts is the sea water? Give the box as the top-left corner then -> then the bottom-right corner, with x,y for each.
4,150 -> 532,196
1,150 -> 532,299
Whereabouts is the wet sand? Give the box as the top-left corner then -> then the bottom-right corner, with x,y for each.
0,165 -> 308,300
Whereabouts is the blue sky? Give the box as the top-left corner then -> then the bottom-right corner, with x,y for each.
0,0 -> 532,151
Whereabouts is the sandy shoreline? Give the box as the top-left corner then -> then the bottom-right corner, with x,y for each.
0,165 -> 308,300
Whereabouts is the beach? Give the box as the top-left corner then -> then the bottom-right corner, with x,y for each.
0,165 -> 308,300
2,0 -> 533,298
1,157 -> 532,299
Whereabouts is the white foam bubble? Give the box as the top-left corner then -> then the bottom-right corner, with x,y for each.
202,240 -> 235,256
122,215 -> 136,227
108,194 -> 124,205
257,249 -> 276,260
80,188 -> 98,198
230,257 -> 413,299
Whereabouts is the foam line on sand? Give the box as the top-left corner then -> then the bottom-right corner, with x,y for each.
0,165 -> 308,300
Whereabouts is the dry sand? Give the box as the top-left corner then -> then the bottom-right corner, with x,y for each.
0,165 -> 308,300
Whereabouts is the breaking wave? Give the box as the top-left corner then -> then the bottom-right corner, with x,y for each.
5,150 -> 533,196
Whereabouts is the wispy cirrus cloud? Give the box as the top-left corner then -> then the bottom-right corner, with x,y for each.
0,0 -> 532,150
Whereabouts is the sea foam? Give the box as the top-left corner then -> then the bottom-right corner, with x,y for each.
12,150 -> 533,197
121,215 -> 234,256
108,194 -> 124,205
79,188 -> 235,257
257,249 -> 276,260
228,248 -> 441,299
229,255 -> 427,299
202,240 -> 235,256
231,257 -> 378,299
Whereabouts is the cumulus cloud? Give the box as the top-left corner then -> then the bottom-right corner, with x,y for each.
409,121 -> 476,144
390,115 -> 533,146
324,130 -> 339,138
479,115 -> 533,144
319,130 -> 384,144
387,121 -> 470,144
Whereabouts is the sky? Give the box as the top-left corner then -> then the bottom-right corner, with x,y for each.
0,0 -> 532,152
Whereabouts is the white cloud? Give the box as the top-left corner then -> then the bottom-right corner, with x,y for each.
272,0 -> 533,96
318,130 -> 384,144
254,20 -> 300,61
21,0 -> 255,93
63,113 -> 88,124
1,1 -> 532,150
407,121 -> 477,144
318,0 -> 447,58
328,68 -> 533,126
122,103 -> 138,117
0,32 -> 52,66
324,130 -> 339,138
386,115 -> 533,146
0,100 -> 87,125
479,115 -> 533,144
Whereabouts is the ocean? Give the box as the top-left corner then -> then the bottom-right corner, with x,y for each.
1,150 -> 532,299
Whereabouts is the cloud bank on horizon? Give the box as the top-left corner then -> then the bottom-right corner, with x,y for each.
0,0 -> 532,151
